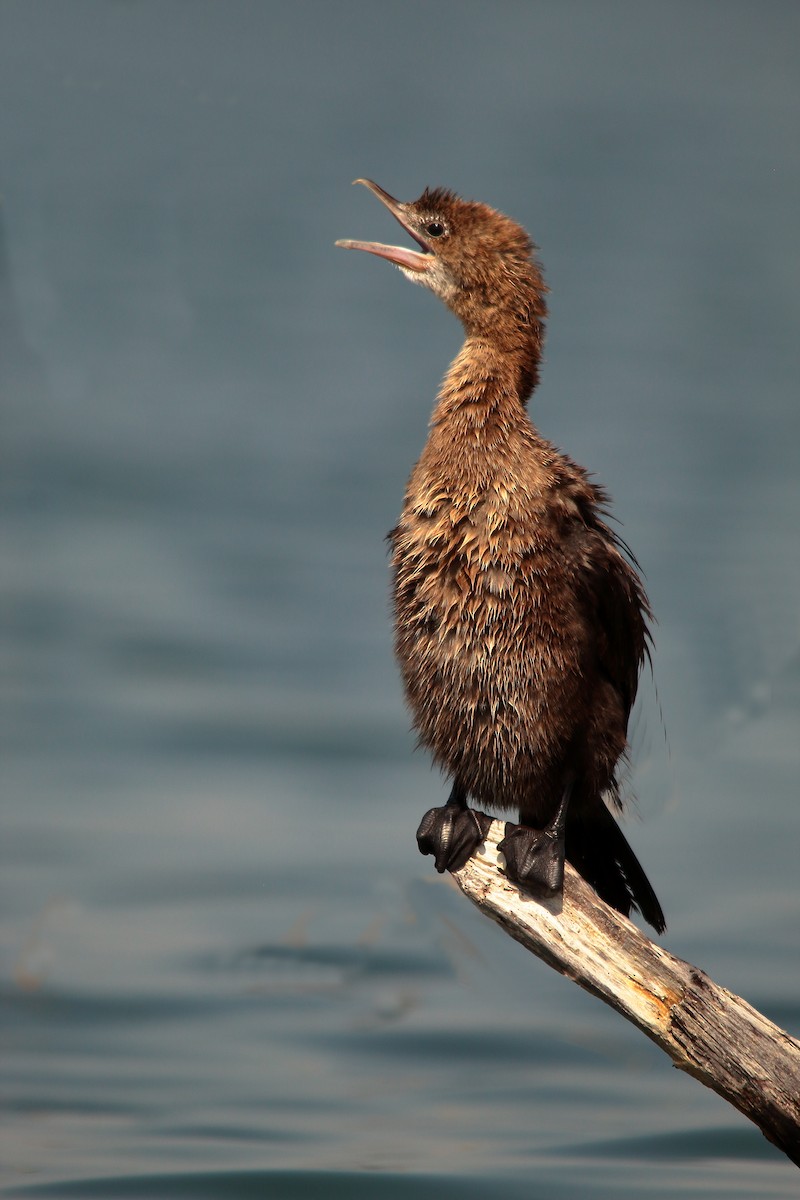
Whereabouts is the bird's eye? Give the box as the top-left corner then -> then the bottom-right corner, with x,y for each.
425,221 -> 445,238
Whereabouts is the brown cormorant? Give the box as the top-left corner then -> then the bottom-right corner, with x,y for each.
337,181 -> 665,934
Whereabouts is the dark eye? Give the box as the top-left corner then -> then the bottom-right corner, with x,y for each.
425,221 -> 445,238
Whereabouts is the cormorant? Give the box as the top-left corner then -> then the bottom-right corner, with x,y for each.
337,181 -> 665,934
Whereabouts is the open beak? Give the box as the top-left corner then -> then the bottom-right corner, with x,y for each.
336,179 -> 433,273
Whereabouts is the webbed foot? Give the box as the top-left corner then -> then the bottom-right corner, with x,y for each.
416,805 -> 493,874
497,822 -> 566,895
498,781 -> 573,897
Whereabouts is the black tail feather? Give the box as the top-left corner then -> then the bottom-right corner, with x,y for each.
566,802 -> 666,934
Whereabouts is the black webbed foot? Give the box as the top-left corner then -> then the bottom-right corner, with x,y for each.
497,822 -> 566,896
498,781 -> 573,897
416,805 -> 493,874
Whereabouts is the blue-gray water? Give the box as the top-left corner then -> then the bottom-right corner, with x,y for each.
2,2 -> 799,1196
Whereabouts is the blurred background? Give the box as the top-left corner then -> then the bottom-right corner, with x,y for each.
1,2 -> 799,1197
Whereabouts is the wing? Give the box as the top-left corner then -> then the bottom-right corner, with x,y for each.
560,474 -> 652,729
586,519 -> 651,725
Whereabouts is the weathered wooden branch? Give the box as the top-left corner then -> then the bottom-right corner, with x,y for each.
448,819 -> 800,1167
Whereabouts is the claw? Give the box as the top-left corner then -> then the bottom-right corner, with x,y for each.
417,805 -> 492,873
498,822 -> 565,895
498,781 -> 573,896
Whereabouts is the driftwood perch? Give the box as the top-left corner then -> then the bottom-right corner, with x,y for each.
448,819 -> 800,1167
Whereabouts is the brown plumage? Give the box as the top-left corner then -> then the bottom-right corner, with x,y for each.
337,181 -> 665,933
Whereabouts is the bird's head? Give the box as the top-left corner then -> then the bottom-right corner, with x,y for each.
337,180 -> 547,341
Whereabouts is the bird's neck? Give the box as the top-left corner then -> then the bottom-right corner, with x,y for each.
432,325 -> 543,434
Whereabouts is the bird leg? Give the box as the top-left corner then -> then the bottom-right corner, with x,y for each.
416,783 -> 493,874
498,781 -> 574,897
